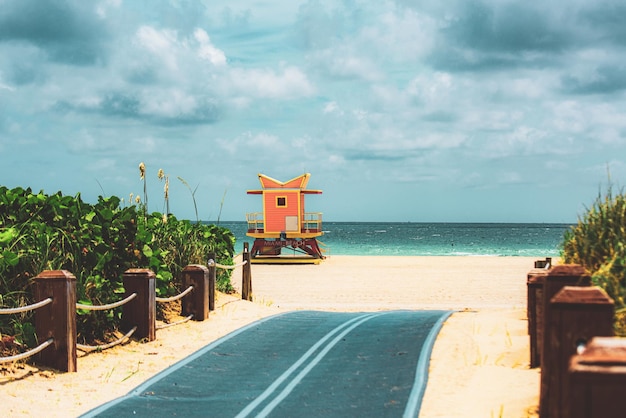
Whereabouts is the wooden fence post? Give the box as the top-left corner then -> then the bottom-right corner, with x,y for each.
568,337 -> 626,418
33,270 -> 77,372
182,264 -> 209,321
527,267 -> 549,368
122,268 -> 156,341
542,286 -> 614,418
207,252 -> 216,311
539,265 -> 592,417
242,242 -> 252,301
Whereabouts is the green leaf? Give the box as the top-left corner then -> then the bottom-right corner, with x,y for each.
142,244 -> 153,258
2,250 -> 19,266
99,208 -> 114,221
0,227 -> 17,244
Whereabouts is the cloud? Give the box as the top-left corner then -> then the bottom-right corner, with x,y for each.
444,2 -> 569,53
0,0 -> 108,65
1,0 -> 626,223
424,1 -> 576,72
228,66 -> 315,99
561,65 -> 626,95
579,1 -> 626,46
55,90 -> 221,126
194,29 -> 227,66
134,26 -> 192,73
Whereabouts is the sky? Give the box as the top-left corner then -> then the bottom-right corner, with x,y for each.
1,0 -> 625,223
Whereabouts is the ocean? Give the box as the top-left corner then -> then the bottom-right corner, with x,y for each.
216,221 -> 572,257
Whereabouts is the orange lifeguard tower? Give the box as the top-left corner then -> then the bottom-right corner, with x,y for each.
246,173 -> 325,263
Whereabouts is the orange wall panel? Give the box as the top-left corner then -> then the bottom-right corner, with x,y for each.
263,190 -> 301,233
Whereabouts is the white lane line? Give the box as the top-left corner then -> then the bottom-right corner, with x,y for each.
236,312 -> 383,418
255,312 -> 386,418
402,311 -> 453,418
79,312 -> 289,418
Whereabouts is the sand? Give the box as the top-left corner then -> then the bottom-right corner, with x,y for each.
2,256 -> 541,417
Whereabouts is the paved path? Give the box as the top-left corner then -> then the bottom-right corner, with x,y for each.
82,310 -> 451,417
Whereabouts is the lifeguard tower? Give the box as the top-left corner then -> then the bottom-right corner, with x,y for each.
246,173 -> 325,264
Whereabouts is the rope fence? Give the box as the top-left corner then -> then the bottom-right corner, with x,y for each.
156,315 -> 194,330
0,297 -> 54,364
77,326 -> 137,353
0,338 -> 54,364
0,243 -> 253,372
155,285 -> 194,303
76,293 -> 137,311
0,297 -> 52,315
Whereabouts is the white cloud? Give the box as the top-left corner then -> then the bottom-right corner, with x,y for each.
249,132 -> 280,147
140,89 -> 198,118
135,26 -> 180,71
323,101 -> 339,114
308,47 -> 382,82
218,131 -> 281,156
551,101 -> 588,134
134,26 -> 227,74
0,82 -> 15,92
2,0 -> 626,222
407,72 -> 453,104
364,9 -> 437,62
228,66 -> 315,99
96,0 -> 121,19
194,29 -> 226,66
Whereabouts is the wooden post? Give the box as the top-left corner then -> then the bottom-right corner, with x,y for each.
181,264 -> 209,321
540,265 -> 592,417
122,268 -> 156,341
527,268 -> 549,368
568,337 -> 626,418
543,286 -> 614,418
33,270 -> 77,372
242,242 -> 253,301
207,252 -> 216,311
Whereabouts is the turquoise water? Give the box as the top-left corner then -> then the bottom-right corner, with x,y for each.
216,222 -> 571,257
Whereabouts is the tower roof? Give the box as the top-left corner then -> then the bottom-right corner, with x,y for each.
247,173 -> 322,194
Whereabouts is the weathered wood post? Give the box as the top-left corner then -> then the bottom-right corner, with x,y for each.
539,265 -> 591,417
242,242 -> 253,301
181,264 -> 209,321
207,252 -> 216,311
33,270 -> 77,372
527,267 -> 549,368
568,337 -> 626,418
542,286 -> 614,418
122,268 -> 156,341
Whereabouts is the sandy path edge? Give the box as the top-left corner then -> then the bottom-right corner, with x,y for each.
2,256 -> 541,417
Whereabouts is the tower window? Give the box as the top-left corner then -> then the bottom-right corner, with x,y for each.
276,197 -> 286,207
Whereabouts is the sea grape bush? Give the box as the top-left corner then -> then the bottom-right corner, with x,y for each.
561,186 -> 626,335
0,186 -> 234,345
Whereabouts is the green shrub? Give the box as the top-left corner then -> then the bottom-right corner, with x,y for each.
0,186 -> 235,346
561,187 -> 626,334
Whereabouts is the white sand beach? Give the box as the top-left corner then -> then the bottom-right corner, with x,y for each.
2,256 -> 541,417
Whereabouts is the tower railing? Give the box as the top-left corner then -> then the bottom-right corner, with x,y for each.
246,212 -> 323,233
246,212 -> 264,233
302,212 -> 323,233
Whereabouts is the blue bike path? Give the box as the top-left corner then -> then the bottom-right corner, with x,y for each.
81,310 -> 451,417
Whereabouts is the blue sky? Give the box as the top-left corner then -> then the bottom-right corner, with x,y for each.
1,0 -> 625,223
